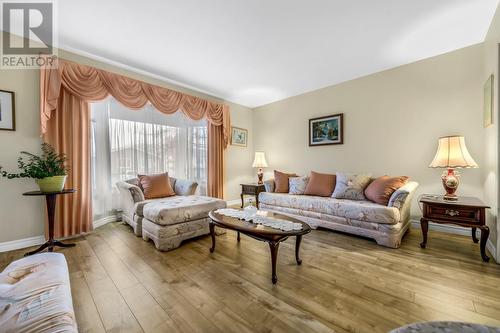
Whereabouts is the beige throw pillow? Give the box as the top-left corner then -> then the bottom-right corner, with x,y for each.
332,173 -> 372,200
288,176 -> 310,195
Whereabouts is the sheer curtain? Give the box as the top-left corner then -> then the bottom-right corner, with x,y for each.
91,97 -> 207,219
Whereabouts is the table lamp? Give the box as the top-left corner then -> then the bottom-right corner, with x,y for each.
252,152 -> 268,185
428,135 -> 478,200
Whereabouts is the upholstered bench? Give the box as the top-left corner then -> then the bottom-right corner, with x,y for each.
0,253 -> 77,332
142,195 -> 226,251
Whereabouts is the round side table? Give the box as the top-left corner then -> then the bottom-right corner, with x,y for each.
23,189 -> 77,256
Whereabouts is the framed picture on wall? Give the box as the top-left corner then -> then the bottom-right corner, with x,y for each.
231,126 -> 248,147
0,90 -> 15,131
309,113 -> 343,146
484,74 -> 494,128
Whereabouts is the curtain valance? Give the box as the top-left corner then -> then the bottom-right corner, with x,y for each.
41,59 -> 230,147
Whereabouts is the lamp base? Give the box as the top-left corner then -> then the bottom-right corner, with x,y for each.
257,168 -> 264,185
441,168 -> 460,201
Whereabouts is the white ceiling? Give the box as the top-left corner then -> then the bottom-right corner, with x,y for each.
56,0 -> 498,108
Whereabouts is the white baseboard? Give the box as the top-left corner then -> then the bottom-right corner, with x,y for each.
0,235 -> 45,253
0,216 -> 118,253
411,219 -> 498,263
93,215 -> 118,229
226,198 -> 253,207
487,239 -> 497,263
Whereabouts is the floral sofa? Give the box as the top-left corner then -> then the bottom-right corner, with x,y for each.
117,178 -> 226,251
259,179 -> 418,248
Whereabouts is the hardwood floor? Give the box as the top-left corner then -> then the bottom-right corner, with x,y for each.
2,223 -> 500,333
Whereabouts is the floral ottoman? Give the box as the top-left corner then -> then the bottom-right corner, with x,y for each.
141,195 -> 226,251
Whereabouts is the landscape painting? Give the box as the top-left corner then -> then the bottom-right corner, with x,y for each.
231,126 -> 248,147
0,90 -> 15,131
309,113 -> 343,146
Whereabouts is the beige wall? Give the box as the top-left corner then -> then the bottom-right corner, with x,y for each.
0,46 -> 253,244
482,4 -> 500,256
253,44 -> 486,224
0,69 -> 45,242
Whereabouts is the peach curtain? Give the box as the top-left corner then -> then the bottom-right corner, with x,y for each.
42,88 -> 92,238
41,59 -> 231,146
208,123 -> 225,199
40,59 -> 230,237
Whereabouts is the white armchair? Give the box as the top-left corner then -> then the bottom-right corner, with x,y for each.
116,177 -> 198,236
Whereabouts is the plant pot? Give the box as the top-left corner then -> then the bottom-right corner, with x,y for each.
36,175 -> 67,193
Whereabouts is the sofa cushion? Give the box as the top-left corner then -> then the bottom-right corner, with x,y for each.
134,196 -> 179,217
138,173 -> 175,199
143,195 -> 227,226
289,176 -> 309,195
304,171 -> 336,197
259,192 -> 400,224
365,176 -> 409,206
332,172 -> 371,200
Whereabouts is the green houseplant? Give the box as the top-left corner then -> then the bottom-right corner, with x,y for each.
0,143 -> 68,192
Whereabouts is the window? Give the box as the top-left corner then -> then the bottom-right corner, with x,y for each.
91,97 -> 207,219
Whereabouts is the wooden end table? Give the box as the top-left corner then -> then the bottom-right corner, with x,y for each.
208,209 -> 311,284
240,183 -> 266,208
23,189 -> 77,256
419,195 -> 490,262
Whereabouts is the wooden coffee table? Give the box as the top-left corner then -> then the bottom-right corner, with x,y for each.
208,209 -> 311,284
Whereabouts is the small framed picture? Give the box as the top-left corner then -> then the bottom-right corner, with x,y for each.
231,126 -> 248,147
484,74 -> 494,128
309,113 -> 343,146
0,90 -> 15,131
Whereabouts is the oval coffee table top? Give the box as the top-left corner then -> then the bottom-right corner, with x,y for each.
209,209 -> 311,237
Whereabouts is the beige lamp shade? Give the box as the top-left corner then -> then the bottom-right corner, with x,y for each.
252,152 -> 269,168
429,136 -> 478,168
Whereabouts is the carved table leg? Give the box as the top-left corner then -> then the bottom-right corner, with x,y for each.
256,195 -> 260,209
295,235 -> 303,265
420,218 -> 428,249
24,242 -> 50,257
240,193 -> 244,208
209,222 -> 216,253
472,227 -> 479,243
237,232 -> 241,242
479,226 -> 490,262
268,241 -> 280,284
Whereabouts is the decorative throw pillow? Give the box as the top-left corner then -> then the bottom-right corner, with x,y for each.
289,176 -> 310,195
304,171 -> 336,197
138,172 -> 176,199
332,173 -> 372,200
364,175 -> 409,206
274,170 -> 297,193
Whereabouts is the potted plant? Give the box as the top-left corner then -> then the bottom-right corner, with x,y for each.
0,143 -> 68,192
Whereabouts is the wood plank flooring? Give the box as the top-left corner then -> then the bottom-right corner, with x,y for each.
1,223 -> 500,333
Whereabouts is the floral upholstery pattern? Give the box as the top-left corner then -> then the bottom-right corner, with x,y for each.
142,217 -> 211,251
259,192 -> 400,224
264,179 -> 275,193
259,180 -> 418,248
0,253 -> 77,332
288,176 -> 310,195
174,178 -> 198,196
116,177 -> 200,237
143,196 -> 226,226
390,322 -> 500,333
260,203 -> 410,248
388,181 -> 419,209
331,172 -> 371,200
